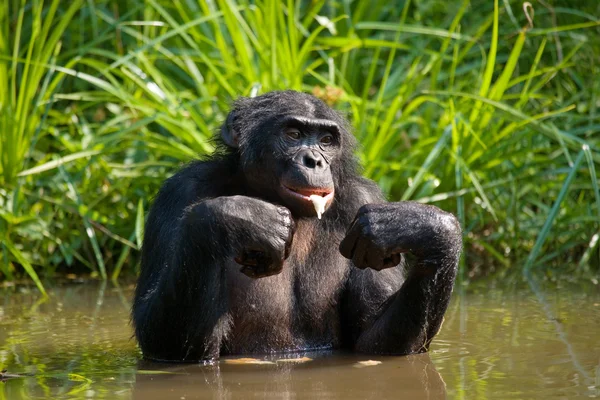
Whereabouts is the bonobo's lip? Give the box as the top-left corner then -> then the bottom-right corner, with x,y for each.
282,185 -> 335,203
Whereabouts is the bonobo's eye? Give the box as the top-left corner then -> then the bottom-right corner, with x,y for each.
285,128 -> 301,140
320,134 -> 334,145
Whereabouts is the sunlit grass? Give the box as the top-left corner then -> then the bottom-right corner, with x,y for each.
0,0 -> 598,288
0,0 -> 84,293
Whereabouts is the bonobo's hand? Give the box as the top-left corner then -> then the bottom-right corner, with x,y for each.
339,202 -> 461,271
212,196 -> 295,279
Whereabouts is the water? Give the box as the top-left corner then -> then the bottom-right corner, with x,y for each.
0,280 -> 598,399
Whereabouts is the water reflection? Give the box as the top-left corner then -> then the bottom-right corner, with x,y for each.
135,353 -> 446,399
0,280 -> 598,399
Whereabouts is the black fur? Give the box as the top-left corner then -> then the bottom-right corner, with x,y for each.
132,90 -> 462,361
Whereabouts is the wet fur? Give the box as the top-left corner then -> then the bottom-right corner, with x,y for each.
132,91 -> 461,361
223,218 -> 348,354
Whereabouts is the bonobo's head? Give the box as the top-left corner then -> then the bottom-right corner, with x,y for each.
220,90 -> 357,218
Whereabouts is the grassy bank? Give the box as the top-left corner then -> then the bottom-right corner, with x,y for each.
0,0 -> 599,291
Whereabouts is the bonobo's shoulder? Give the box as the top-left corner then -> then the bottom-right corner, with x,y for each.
160,157 -> 237,198
172,159 -> 232,181
348,176 -> 386,205
335,176 -> 386,223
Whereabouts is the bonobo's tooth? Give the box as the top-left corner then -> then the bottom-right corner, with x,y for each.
309,195 -> 326,219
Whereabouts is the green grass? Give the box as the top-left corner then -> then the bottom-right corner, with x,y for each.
0,0 -> 599,290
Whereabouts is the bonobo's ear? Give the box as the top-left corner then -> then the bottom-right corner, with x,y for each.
220,112 -> 239,148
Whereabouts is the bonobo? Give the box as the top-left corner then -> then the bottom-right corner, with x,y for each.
132,90 -> 462,361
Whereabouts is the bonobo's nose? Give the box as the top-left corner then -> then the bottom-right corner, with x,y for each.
294,149 -> 325,170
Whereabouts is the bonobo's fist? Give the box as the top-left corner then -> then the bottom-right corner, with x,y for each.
340,202 -> 461,271
214,196 -> 295,278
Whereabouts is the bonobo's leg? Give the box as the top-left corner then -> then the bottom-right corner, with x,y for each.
133,189 -> 294,361
340,201 -> 462,354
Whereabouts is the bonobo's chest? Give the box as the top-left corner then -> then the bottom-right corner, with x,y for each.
223,219 -> 349,354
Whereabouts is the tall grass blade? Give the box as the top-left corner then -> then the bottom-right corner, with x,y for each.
524,149 -> 586,272
401,125 -> 451,201
4,240 -> 46,296
59,164 -> 107,280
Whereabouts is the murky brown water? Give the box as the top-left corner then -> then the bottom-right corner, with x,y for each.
0,280 -> 598,399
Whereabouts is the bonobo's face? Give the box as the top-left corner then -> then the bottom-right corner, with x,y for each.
220,91 -> 351,219
272,115 -> 340,217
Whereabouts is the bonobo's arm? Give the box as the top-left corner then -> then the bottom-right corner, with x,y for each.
133,161 -> 294,361
340,182 -> 462,355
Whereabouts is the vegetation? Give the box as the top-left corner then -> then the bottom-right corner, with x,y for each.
0,0 -> 599,291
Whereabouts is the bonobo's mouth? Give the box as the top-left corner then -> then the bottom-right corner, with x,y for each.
282,185 -> 335,202
279,184 -> 335,218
